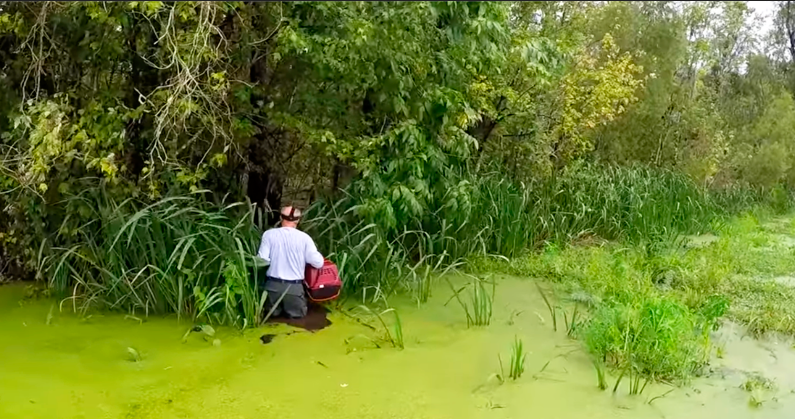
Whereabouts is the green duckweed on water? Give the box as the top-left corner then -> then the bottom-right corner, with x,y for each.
4,267 -> 795,419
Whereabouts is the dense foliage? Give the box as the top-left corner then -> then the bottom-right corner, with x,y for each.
2,2 -> 795,324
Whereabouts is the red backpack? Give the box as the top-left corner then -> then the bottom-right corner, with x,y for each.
304,259 -> 342,302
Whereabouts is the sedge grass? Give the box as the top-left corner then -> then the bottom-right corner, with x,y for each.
508,336 -> 526,380
40,192 -> 263,327
35,163 -> 738,331
535,281 -> 557,332
358,305 -> 404,349
444,275 -> 495,327
563,304 -> 579,337
593,358 -> 607,390
495,336 -> 527,383
470,276 -> 495,327
305,163 -> 720,298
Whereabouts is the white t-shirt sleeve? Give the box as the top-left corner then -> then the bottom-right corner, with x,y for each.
257,232 -> 271,263
305,237 -> 324,269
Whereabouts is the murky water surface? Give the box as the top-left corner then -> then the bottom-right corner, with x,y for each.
2,275 -> 794,418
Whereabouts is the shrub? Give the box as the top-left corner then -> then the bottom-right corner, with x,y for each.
583,297 -> 707,385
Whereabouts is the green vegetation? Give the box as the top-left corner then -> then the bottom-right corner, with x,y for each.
308,164 -> 720,298
507,336 -> 527,381
3,1 -> 795,404
38,192 -> 264,328
585,298 -> 704,389
444,274 -> 495,327
357,305 -> 405,350
1,1 -> 792,299
181,324 -> 217,343
592,359 -> 608,391
742,373 -> 776,408
496,336 -> 527,383
468,210 -> 795,393
535,282 -> 558,332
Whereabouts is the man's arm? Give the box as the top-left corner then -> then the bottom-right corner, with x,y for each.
257,232 -> 271,263
305,237 -> 324,269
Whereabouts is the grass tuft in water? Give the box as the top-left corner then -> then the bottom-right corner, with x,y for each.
584,297 -> 705,394
470,276 -> 495,327
444,275 -> 495,327
495,336 -> 527,383
592,358 -> 607,390
508,336 -> 526,380
40,193 -> 264,328
562,304 -> 580,337
535,281 -> 557,332
358,305 -> 404,349
742,374 -> 775,408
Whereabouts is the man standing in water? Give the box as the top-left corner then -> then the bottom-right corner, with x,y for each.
257,206 -> 324,319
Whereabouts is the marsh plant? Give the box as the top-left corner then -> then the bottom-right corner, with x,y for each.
40,194 -> 265,328
592,358 -> 608,390
358,305 -> 405,349
445,275 -> 495,327
535,282 -> 557,332
583,298 -> 708,395
408,253 -> 464,305
508,336 -> 527,380
306,164 -> 719,301
34,164 -> 727,332
497,336 -> 527,383
742,374 -> 776,408
563,304 -> 580,337
470,276 -> 495,327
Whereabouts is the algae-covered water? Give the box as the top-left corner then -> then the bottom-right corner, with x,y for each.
1,276 -> 794,419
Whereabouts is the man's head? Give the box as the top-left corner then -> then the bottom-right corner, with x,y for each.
279,206 -> 302,228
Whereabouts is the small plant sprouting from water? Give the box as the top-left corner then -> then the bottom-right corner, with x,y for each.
495,336 -> 527,383
508,336 -> 526,380
470,276 -> 495,327
592,359 -> 607,390
414,262 -> 433,305
535,282 -> 580,336
358,305 -> 404,349
46,304 -> 55,326
742,374 -> 775,408
534,281 -> 557,332
445,275 -> 495,327
612,367 -> 652,396
507,309 -> 523,326
716,344 -> 725,359
563,304 -> 580,337
389,309 -> 404,349
408,253 -> 463,305
748,389 -> 765,409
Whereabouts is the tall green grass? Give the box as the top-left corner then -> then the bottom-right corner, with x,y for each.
583,298 -> 705,393
39,191 -> 264,327
306,163 -> 720,298
36,162 -> 760,327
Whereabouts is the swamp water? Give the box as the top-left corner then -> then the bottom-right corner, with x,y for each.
1,276 -> 794,419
